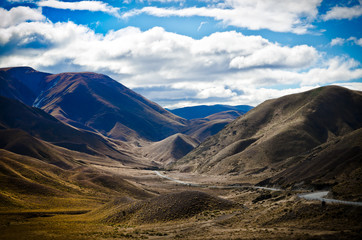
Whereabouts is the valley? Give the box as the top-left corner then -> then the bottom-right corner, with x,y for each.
1,67 -> 362,239
1,163 -> 362,240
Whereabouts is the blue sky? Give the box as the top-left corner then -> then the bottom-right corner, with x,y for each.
0,0 -> 361,108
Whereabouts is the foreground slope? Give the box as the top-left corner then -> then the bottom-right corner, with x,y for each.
174,86 -> 362,190
0,97 -> 152,210
102,191 -> 236,224
0,147 -> 151,211
0,67 -> 187,142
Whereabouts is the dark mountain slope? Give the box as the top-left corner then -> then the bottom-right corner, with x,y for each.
0,67 -> 187,141
0,69 -> 35,105
0,96 -> 136,163
0,129 -> 75,169
184,118 -> 231,142
265,128 -> 362,201
182,110 -> 243,142
1,66 -> 51,98
168,104 -> 253,120
173,86 -> 362,183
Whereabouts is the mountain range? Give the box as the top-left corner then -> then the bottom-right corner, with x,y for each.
1,66 -> 362,239
167,105 -> 253,120
1,66 -> 362,203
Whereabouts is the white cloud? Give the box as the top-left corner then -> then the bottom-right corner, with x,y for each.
229,45 -> 318,69
330,37 -> 345,46
0,13 -> 361,107
38,0 -> 120,17
330,37 -> 362,47
322,2 -> 362,21
300,57 -> 362,86
348,37 -> 362,46
0,7 -> 45,28
123,0 -> 322,34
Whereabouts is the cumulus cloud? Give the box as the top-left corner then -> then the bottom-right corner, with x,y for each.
229,45 -> 318,69
350,37 -> 362,46
38,0 -> 120,17
300,57 -> 362,86
0,7 -> 45,28
330,37 -> 362,47
330,37 -> 345,46
348,37 -> 362,46
122,0 -> 322,34
0,7 -> 361,107
322,1 -> 362,21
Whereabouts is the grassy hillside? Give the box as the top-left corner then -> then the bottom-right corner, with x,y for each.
173,86 -> 362,197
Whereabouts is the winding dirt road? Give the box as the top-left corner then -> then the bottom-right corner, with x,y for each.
155,171 -> 362,206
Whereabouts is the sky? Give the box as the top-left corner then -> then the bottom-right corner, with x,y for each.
0,0 -> 361,108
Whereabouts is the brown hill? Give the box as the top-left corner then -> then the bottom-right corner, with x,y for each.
142,133 -> 199,164
0,129 -> 75,169
264,128 -> 362,201
184,118 -> 233,142
173,86 -> 362,191
102,191 -> 236,224
0,148 -> 151,210
206,110 -> 243,121
0,95 -> 141,165
0,96 -> 152,210
0,67 -> 187,142
183,110 -> 243,142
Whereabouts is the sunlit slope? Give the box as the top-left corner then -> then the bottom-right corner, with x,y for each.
0,67 -> 187,142
174,86 -> 362,190
142,133 -> 199,164
100,191 -> 237,224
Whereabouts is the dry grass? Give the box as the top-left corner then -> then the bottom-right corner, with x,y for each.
1,186 -> 362,240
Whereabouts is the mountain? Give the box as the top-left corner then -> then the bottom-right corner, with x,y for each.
183,110 -> 244,142
142,133 -> 199,164
168,104 -> 253,120
0,95 -> 142,165
102,191 -> 236,224
0,95 -> 152,210
264,128 -> 362,201
173,86 -> 362,191
0,128 -> 75,169
0,146 -> 151,210
0,67 -> 50,106
205,110 -> 244,121
0,67 -> 187,142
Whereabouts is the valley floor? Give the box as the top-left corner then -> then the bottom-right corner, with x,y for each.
1,164 -> 362,240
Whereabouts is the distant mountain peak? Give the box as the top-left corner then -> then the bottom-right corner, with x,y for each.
168,104 -> 253,120
0,67 -> 187,141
